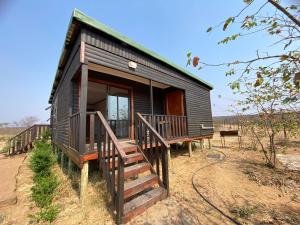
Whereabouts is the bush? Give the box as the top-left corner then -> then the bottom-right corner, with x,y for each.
31,173 -> 58,207
29,139 -> 60,222
31,204 -> 60,223
41,129 -> 52,142
30,142 -> 55,176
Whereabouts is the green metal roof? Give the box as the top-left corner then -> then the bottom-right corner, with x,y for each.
49,9 -> 213,103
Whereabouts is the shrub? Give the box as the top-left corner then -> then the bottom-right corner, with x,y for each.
31,204 -> 60,223
31,173 -> 58,207
29,139 -> 60,222
41,129 -> 52,142
230,205 -> 256,219
30,142 -> 55,176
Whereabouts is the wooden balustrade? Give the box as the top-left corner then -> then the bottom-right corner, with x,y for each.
9,124 -> 50,155
87,111 -> 127,224
141,114 -> 188,140
69,112 -> 80,151
135,113 -> 170,194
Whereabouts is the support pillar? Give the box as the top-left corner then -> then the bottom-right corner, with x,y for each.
167,147 -> 171,169
68,157 -> 73,175
208,138 -> 212,149
188,141 -> 192,157
200,139 -> 204,149
80,161 -> 89,203
60,151 -> 64,169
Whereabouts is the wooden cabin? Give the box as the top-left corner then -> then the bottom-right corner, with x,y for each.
49,9 -> 214,224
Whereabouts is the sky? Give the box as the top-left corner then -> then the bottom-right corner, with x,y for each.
0,0 -> 281,123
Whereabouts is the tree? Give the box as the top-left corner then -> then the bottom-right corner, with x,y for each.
187,0 -> 300,105
186,0 -> 300,167
19,116 -> 39,128
234,68 -> 299,167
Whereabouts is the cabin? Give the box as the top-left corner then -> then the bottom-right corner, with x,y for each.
49,9 -> 214,224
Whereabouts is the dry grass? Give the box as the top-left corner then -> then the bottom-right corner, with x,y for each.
1,131 -> 299,225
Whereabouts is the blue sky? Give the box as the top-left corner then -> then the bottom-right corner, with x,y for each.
0,0 -> 278,123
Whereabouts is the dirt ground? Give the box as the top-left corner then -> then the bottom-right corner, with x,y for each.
0,154 -> 36,225
1,134 -> 299,225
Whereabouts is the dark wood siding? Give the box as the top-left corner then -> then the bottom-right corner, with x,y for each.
89,71 -> 164,116
51,36 -> 81,146
82,27 -> 213,137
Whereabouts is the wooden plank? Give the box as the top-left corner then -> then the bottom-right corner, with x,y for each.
124,174 -> 158,199
123,187 -> 167,223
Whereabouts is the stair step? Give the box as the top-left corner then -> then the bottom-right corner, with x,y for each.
124,174 -> 159,199
124,162 -> 150,178
125,153 -> 144,164
105,153 -> 144,170
110,162 -> 150,179
103,146 -> 137,157
123,187 -> 167,223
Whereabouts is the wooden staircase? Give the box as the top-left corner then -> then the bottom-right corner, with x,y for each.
88,112 -> 170,224
8,124 -> 50,155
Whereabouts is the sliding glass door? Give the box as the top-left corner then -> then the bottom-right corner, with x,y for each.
107,86 -> 130,139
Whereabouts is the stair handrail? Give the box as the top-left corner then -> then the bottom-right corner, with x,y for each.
9,124 -> 36,141
96,111 -> 128,162
9,124 -> 49,141
8,124 -> 50,155
94,111 -> 127,224
136,113 -> 170,195
136,113 -> 169,148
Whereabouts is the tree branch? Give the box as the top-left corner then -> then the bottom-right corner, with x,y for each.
268,0 -> 300,27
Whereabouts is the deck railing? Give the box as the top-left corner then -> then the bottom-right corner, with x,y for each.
135,113 -> 170,194
9,124 -> 50,155
69,112 -> 80,151
141,114 -> 188,140
88,111 -> 127,224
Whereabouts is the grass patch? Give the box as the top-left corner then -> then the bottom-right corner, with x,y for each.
30,204 -> 60,223
229,205 -> 257,219
29,132 -> 60,223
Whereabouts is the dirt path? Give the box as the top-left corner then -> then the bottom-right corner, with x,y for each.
0,154 -> 35,225
0,154 -> 25,207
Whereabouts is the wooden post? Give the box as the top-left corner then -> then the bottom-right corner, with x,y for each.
200,139 -> 204,149
80,161 -> 89,203
188,141 -> 192,157
208,138 -> 211,149
68,157 -> 73,175
60,151 -> 64,169
167,147 -> 171,169
149,79 -> 153,116
79,63 -> 88,154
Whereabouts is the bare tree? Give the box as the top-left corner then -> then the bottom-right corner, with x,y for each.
19,116 -> 39,128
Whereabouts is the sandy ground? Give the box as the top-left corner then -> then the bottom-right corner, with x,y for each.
51,134 -> 300,225
1,134 -> 299,225
0,154 -> 36,225
0,154 -> 25,207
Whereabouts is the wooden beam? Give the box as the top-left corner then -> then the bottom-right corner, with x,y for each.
79,63 -> 88,154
